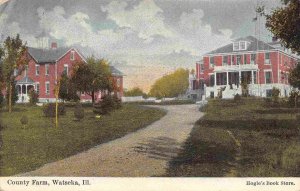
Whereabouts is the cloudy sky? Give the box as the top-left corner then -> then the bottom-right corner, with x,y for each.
0,0 -> 281,91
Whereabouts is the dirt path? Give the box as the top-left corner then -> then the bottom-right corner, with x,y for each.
22,104 -> 202,177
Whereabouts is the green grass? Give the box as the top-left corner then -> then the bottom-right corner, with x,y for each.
0,104 -> 166,176
167,98 -> 300,177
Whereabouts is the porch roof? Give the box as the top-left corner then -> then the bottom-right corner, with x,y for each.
16,76 -> 35,85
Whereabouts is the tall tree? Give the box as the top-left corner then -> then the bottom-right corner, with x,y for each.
70,57 -> 112,103
0,35 -> 28,113
263,0 -> 300,54
261,0 -> 300,107
149,68 -> 189,98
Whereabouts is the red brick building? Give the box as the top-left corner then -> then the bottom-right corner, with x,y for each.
189,36 -> 299,99
15,46 -> 123,103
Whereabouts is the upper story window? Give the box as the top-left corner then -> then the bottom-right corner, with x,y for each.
24,65 -> 28,76
251,54 -> 256,64
223,56 -> 228,66
265,53 -> 271,64
63,64 -> 69,75
243,54 -> 247,64
209,57 -> 215,67
45,64 -> 49,76
70,51 -> 75,61
233,41 -> 248,51
35,65 -> 40,76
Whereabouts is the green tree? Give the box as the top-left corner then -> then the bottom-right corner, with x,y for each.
0,35 -> 28,113
124,87 -> 147,98
264,0 -> 300,54
289,64 -> 300,107
59,73 -> 79,102
149,68 -> 189,98
70,57 -> 112,103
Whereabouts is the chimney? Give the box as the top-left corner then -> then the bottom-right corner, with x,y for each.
51,42 -> 57,49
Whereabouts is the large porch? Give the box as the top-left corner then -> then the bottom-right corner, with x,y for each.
16,77 -> 35,103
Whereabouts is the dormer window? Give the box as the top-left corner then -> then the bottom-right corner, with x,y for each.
240,42 -> 246,50
233,41 -> 249,51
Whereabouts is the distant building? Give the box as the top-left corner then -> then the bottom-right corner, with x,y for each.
189,36 -> 299,99
14,43 -> 123,103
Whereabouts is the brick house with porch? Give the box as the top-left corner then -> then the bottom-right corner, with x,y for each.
189,36 -> 299,99
14,45 -> 123,103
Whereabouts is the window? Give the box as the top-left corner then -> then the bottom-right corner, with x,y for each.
36,83 -> 40,95
35,65 -> 40,75
223,56 -> 228,66
240,41 -> 246,50
24,65 -> 28,76
209,57 -> 215,67
45,82 -> 50,95
70,51 -> 75,61
117,78 -> 121,87
231,55 -> 235,64
265,71 -> 272,84
251,54 -> 256,64
45,64 -> 49,75
265,53 -> 270,64
63,64 -> 69,75
200,63 -> 204,74
236,55 -> 242,65
233,42 -> 239,51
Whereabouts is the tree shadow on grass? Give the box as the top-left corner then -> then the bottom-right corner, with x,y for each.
133,136 -> 182,161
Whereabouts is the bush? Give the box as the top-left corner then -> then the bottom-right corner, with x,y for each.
20,115 -> 28,128
74,103 -> 84,121
271,87 -> 280,104
288,90 -> 300,108
29,89 -> 39,105
93,95 -> 122,115
234,94 -> 241,102
43,103 -> 66,117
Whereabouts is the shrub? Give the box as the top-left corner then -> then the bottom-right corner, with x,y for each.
74,103 -> 84,121
20,115 -> 28,128
29,89 -> 39,105
288,90 -> 300,108
93,95 -> 122,115
234,94 -> 241,102
43,103 -> 66,117
271,87 -> 280,104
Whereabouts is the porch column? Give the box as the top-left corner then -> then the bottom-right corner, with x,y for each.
25,84 -> 28,94
251,70 -> 254,84
226,72 -> 229,85
20,85 -> 23,97
239,70 -> 242,84
214,72 -> 217,87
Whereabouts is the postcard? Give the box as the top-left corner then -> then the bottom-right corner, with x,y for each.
0,0 -> 299,190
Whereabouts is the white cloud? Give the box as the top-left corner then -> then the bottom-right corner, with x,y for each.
101,0 -> 174,42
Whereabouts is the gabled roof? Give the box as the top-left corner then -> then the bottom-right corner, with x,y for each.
110,66 -> 124,76
28,47 -> 71,63
205,36 -> 276,55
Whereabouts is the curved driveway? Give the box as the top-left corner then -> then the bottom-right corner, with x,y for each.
23,104 -> 202,177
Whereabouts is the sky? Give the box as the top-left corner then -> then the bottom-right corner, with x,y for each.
0,0 -> 282,92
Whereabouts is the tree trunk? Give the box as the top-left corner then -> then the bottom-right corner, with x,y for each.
8,83 -> 12,113
92,91 -> 95,104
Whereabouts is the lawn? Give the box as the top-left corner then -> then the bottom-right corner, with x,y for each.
167,98 -> 300,177
0,104 -> 166,176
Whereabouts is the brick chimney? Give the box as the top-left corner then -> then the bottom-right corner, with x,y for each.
51,42 -> 57,49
